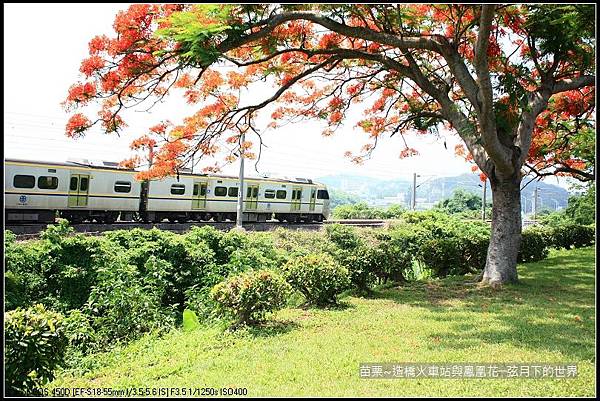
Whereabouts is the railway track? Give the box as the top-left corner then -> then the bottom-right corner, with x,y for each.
5,219 -> 386,240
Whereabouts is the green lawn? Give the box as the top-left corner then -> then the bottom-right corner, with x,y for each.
49,247 -> 596,397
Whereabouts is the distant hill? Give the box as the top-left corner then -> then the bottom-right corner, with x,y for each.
317,173 -> 570,212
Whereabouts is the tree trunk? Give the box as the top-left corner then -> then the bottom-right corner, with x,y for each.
481,178 -> 522,286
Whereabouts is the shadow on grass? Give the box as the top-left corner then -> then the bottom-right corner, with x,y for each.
367,248 -> 595,361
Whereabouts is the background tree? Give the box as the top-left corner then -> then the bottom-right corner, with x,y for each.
435,188 -> 482,214
64,4 -> 595,286
564,184 -> 596,225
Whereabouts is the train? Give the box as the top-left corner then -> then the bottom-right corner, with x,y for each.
4,158 -> 331,224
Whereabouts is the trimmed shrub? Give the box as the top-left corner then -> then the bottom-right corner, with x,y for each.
5,304 -> 68,396
519,227 -> 550,262
283,253 -> 350,306
419,238 -> 463,278
210,269 -> 291,326
271,228 -> 333,255
551,223 -> 595,249
325,224 -> 362,250
456,232 -> 490,272
333,247 -> 375,294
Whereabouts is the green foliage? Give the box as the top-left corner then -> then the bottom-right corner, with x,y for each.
5,304 -> 68,396
325,223 -> 362,249
550,223 -> 595,249
185,225 -> 224,260
84,259 -> 177,350
63,309 -> 98,352
211,269 -> 291,326
419,238 -> 463,278
6,221 -> 112,313
519,227 -> 550,262
155,4 -> 235,66
435,188 -> 486,214
564,184 -> 595,225
392,214 -> 490,277
5,271 -> 27,311
332,202 -> 405,219
105,228 -> 217,310
271,228 -> 334,257
283,253 -> 350,306
525,5 -> 595,68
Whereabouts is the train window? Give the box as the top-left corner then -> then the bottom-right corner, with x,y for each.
114,181 -> 131,193
70,177 -> 78,191
80,177 -> 89,191
246,187 -> 259,197
276,190 -> 287,199
193,184 -> 198,196
215,186 -> 227,197
170,184 -> 185,195
228,187 -> 238,197
37,176 -> 59,190
264,190 -> 275,199
317,189 -> 329,200
13,175 -> 35,188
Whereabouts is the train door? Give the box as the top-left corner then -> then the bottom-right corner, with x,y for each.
291,187 -> 302,211
68,174 -> 90,207
192,181 -> 208,209
245,185 -> 259,210
309,188 -> 316,212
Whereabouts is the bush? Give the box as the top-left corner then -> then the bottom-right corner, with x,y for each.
345,230 -> 412,291
551,223 -> 595,249
210,269 -> 291,326
333,247 -> 375,294
518,227 -> 550,262
5,304 -> 68,396
419,238 -> 463,278
272,229 -> 335,259
283,253 -> 350,306
325,224 -> 362,250
5,237 -> 47,310
5,270 -> 27,311
106,229 -> 217,310
41,234 -> 110,312
185,226 -> 224,261
6,222 -> 112,313
84,259 -> 176,349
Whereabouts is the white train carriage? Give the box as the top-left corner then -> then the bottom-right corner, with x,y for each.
144,173 -> 330,223
5,158 -> 141,223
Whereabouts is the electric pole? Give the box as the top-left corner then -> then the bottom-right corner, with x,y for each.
412,172 -> 417,210
533,187 -> 539,221
235,131 -> 245,229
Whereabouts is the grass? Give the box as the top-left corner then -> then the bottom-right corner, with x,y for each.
48,247 -> 596,397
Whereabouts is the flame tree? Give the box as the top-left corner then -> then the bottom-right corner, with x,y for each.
64,4 -> 595,286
